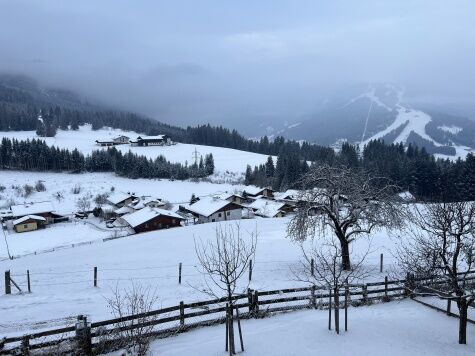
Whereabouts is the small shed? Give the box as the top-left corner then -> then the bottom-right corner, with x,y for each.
13,215 -> 46,233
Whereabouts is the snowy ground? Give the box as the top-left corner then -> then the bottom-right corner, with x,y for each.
0,125 -> 272,175
150,300 -> 475,355
0,217 -> 397,338
0,171 -> 250,258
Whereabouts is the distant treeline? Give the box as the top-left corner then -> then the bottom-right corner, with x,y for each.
245,140 -> 475,202
0,102 -> 334,162
0,138 -> 214,180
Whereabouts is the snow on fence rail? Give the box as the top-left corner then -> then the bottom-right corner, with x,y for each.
0,273 -> 444,355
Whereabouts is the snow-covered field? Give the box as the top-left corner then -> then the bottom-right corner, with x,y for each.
0,125 -> 272,175
0,217 -> 396,338
150,300 -> 475,355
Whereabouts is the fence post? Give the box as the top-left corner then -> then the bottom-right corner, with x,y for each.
5,270 -> 11,295
447,299 -> 451,315
179,301 -> 185,326
247,288 -> 253,314
75,315 -> 91,355
380,253 -> 383,273
21,335 -> 30,356
253,290 -> 259,316
179,263 -> 182,284
310,285 -> 316,309
248,260 -> 253,282
404,272 -> 414,298
328,287 -> 332,330
384,276 -> 389,302
311,258 -> 315,277
93,267 -> 97,287
27,270 -> 31,293
362,284 -> 368,304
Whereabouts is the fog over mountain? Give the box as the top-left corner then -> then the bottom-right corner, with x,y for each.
1,0 -> 475,134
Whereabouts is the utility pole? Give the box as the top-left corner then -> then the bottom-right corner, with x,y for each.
192,147 -> 201,165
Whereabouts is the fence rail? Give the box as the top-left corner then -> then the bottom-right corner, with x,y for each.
2,272 -> 474,355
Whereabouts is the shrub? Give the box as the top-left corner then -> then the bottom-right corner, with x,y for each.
35,180 -> 46,192
23,184 -> 34,197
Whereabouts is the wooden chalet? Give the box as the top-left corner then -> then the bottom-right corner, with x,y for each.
107,192 -> 137,208
120,207 -> 185,234
243,186 -> 274,199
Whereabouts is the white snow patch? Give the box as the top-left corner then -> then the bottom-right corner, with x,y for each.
437,125 -> 463,134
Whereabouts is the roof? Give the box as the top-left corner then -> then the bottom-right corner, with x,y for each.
108,192 -> 135,205
121,207 -> 184,228
136,135 -> 166,140
11,201 -> 55,217
12,214 -> 46,225
243,186 -> 272,196
132,197 -> 165,210
274,189 -> 299,201
248,198 -> 286,218
114,206 -> 134,215
180,197 -> 241,217
216,192 -> 244,201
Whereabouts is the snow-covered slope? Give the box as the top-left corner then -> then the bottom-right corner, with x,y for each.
0,125 -> 272,175
280,84 -> 475,160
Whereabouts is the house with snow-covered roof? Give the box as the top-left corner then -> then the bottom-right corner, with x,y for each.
9,201 -> 68,225
120,207 -> 184,234
247,198 -> 294,218
242,186 -> 274,199
107,192 -> 137,208
12,215 -> 46,233
178,196 -> 242,224
130,135 -> 171,146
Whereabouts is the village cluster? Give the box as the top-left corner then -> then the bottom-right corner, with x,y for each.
0,186 -> 303,236
95,134 -> 173,147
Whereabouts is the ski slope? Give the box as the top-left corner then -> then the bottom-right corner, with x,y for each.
0,125 -> 272,175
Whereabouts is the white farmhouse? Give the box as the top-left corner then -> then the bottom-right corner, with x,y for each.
178,196 -> 242,224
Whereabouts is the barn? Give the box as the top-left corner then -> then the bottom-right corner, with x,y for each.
120,207 -> 184,234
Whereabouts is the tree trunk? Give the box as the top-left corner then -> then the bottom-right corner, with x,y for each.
334,287 -> 340,335
228,294 -> 236,354
340,239 -> 351,271
458,298 -> 468,344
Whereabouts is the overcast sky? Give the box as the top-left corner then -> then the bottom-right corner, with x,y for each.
1,0 -> 474,126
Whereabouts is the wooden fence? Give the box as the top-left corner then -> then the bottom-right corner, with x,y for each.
0,276 -> 411,355
2,272 -> 474,355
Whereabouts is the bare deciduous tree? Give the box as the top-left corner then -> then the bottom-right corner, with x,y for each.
397,201 -> 475,344
194,224 -> 257,354
76,195 -> 91,214
105,282 -> 160,355
294,235 -> 371,334
288,165 -> 403,270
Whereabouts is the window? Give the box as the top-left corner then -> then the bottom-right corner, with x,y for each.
226,211 -> 230,216
24,224 -> 28,228
145,223 -> 149,228
212,219 -> 215,222
218,213 -> 222,217
172,219 -> 176,224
